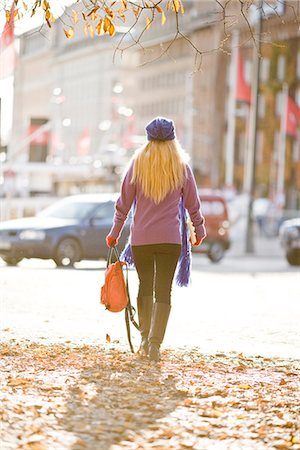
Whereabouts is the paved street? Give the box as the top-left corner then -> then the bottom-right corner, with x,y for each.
1,250 -> 299,359
1,249 -> 300,450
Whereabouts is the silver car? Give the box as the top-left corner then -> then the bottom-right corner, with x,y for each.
279,218 -> 300,266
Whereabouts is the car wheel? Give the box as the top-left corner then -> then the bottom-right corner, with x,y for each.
2,256 -> 23,266
286,250 -> 300,266
208,242 -> 224,263
54,238 -> 81,267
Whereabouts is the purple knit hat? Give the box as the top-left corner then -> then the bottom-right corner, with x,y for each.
146,117 -> 176,141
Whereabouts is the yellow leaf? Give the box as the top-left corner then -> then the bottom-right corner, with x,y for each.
90,11 -> 97,21
155,4 -> 163,13
106,333 -> 111,343
42,0 -> 49,11
28,443 -> 47,450
121,0 -> 128,10
71,10 -> 78,25
183,398 -> 194,406
119,13 -> 126,23
105,6 -> 114,19
88,7 -> 99,20
88,24 -> 94,38
23,1 -> 28,11
5,10 -> 11,23
161,11 -> 166,25
146,16 -> 151,30
132,6 -> 140,17
238,384 -> 252,390
7,378 -> 32,386
103,16 -> 111,33
109,22 -> 115,37
172,0 -> 181,13
64,27 -> 74,39
96,19 -> 104,35
160,429 -> 176,438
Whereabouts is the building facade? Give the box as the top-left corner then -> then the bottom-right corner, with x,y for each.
3,1 -> 300,210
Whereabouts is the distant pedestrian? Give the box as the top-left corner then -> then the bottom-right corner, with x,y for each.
106,117 -> 206,361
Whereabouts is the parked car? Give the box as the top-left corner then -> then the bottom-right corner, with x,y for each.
0,192 -> 230,267
0,194 -> 131,267
279,218 -> 300,266
192,193 -> 231,263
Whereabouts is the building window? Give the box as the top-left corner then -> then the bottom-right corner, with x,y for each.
277,55 -> 285,81
258,94 -> 266,118
260,58 -> 270,82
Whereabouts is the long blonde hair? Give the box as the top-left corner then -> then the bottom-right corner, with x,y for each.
131,139 -> 189,204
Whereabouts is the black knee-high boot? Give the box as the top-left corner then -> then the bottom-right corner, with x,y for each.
137,296 -> 153,356
148,302 -> 171,362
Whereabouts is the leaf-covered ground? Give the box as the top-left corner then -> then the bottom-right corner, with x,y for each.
0,342 -> 299,450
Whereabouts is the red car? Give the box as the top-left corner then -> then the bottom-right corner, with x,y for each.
193,193 -> 231,262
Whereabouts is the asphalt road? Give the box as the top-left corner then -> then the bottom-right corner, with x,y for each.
1,254 -> 299,360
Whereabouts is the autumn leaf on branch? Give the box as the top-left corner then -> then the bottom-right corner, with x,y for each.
7,0 -> 300,71
64,27 -> 74,39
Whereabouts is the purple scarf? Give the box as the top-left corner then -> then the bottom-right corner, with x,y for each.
120,196 -> 191,287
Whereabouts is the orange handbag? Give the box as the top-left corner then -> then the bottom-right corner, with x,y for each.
100,246 -> 139,351
101,249 -> 128,312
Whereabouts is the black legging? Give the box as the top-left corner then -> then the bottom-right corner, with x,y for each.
132,244 -> 181,304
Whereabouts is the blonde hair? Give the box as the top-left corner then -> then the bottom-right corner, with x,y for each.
131,139 -> 189,204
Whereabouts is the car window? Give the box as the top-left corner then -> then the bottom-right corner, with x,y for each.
91,202 -> 115,220
201,201 -> 225,216
38,201 -> 98,220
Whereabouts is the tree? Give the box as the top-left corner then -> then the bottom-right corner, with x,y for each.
2,1 -> 299,69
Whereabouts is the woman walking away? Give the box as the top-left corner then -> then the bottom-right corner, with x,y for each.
106,117 -> 206,362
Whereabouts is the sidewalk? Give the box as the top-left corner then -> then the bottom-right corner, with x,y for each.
1,342 -> 299,450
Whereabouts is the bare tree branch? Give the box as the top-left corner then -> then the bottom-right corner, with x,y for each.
2,0 -> 299,71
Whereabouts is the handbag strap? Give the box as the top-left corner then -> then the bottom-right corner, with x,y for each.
107,246 -> 139,353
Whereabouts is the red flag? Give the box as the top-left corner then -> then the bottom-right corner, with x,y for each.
1,7 -> 14,47
285,96 -> 300,137
0,5 -> 15,79
236,50 -> 251,104
78,128 -> 91,156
